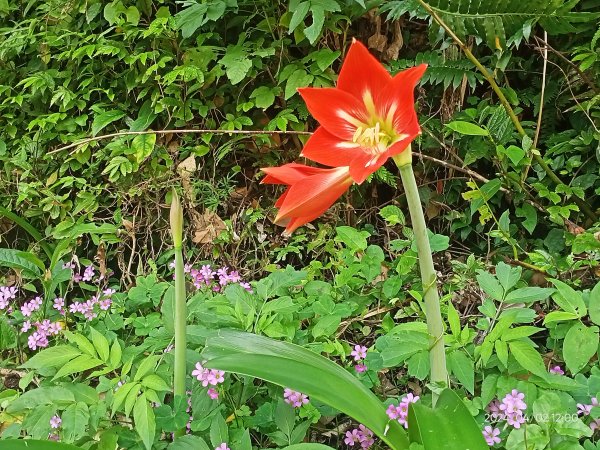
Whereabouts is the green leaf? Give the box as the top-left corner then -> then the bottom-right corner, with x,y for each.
134,355 -> 160,381
62,402 -> 89,442
445,121 -> 488,136
476,270 -> 503,301
141,374 -> 171,392
250,86 -> 276,109
407,389 -> 488,450
21,345 -> 82,370
589,281 -> 600,326
516,203 -> 537,234
563,323 -> 598,374
167,435 -> 211,450
549,279 -> 586,317
0,440 -> 83,450
131,133 -> 156,162
221,45 -> 252,85
289,1 -> 310,32
282,446 -> 336,450
284,68 -> 313,99
92,110 -> 125,136
504,287 -> 554,304
89,327 -> 110,362
134,393 -> 155,450
335,226 -> 369,252
508,340 -> 547,377
304,7 -> 324,44
447,351 -> 474,394
210,413 -> 229,447
203,330 -> 409,450
505,424 -> 548,450
0,248 -> 42,277
543,310 -> 579,324
53,355 -> 104,380
495,262 -> 521,293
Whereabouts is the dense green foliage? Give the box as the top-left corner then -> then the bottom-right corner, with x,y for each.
2,0 -> 600,449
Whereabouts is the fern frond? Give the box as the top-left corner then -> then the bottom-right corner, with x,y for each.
391,51 -> 482,89
419,0 -> 599,49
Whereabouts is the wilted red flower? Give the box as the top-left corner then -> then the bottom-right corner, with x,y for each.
298,39 -> 426,183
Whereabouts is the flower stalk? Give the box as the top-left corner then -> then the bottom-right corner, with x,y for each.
170,189 -> 187,437
394,148 -> 447,405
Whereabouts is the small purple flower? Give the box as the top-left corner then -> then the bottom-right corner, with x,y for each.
591,418 -> 600,431
50,415 -> 62,429
351,345 -> 368,361
21,320 -> 32,332
192,362 -> 226,389
482,425 -> 501,446
207,388 -> 219,400
505,411 -> 526,428
355,364 -> 367,373
283,388 -> 309,408
215,444 -> 230,450
53,297 -> 64,311
82,265 -> 95,282
99,298 -> 112,310
345,428 -> 361,446
549,365 -> 564,375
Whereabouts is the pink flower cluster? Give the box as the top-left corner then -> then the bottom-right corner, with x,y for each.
577,397 -> 600,430
192,361 -> 224,399
487,390 -> 527,428
171,262 -> 253,293
0,285 -> 18,310
386,393 -> 420,428
24,319 -> 62,350
344,424 -> 374,448
215,444 -> 230,450
350,344 -> 368,373
68,288 -> 115,320
70,264 -> 95,283
482,425 -> 501,446
21,296 -> 43,317
284,388 -> 309,408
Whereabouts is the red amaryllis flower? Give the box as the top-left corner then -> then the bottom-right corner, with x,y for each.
261,163 -> 353,234
298,40 -> 426,184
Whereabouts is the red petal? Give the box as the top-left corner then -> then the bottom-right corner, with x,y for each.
300,127 -> 365,168
375,64 -> 426,133
347,152 -> 380,185
298,87 -> 367,140
337,39 -> 392,104
262,163 -> 324,185
276,167 -> 352,220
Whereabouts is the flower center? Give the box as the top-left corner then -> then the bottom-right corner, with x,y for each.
352,122 -> 392,150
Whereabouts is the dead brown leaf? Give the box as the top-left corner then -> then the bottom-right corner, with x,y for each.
192,210 -> 227,244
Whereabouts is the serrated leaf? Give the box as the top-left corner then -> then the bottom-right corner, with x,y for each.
141,374 -> 171,392
131,133 -> 156,162
563,323 -> 598,374
508,340 -> 546,377
53,355 -> 104,380
21,345 -> 82,370
447,351 -> 474,394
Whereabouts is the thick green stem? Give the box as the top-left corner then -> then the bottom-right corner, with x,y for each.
170,190 -> 187,438
395,155 -> 447,405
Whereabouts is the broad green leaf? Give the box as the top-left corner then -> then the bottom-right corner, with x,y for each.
167,435 -> 211,450
505,424 -> 548,450
0,248 -> 42,277
92,110 -> 125,136
53,355 -> 104,380
589,281 -> 600,326
89,327 -> 110,362
0,440 -> 83,450
221,45 -> 252,85
445,121 -> 488,136
203,330 -> 409,450
335,226 -> 369,252
62,331 -> 97,358
141,374 -> 171,392
131,133 -> 156,162
516,203 -> 537,234
504,287 -> 554,304
508,340 -> 547,377
304,6 -> 324,44
134,393 -> 155,450
447,351 -> 474,394
495,262 -> 521,293
563,323 -> 599,374
134,355 -> 160,381
209,413 -> 229,447
282,446 -> 336,450
407,389 -> 488,450
288,1 -> 309,32
543,311 -> 579,324
62,402 -> 89,442
6,386 -> 75,414
549,279 -> 586,317
22,404 -> 55,439
250,86 -> 276,109
476,270 -> 503,301
21,345 -> 82,370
